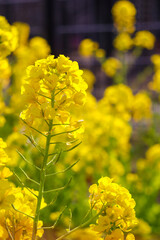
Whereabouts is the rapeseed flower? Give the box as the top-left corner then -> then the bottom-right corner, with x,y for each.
113,32 -> 133,51
102,57 -> 122,77
20,55 -> 87,141
134,31 -> 155,50
0,16 -> 18,58
79,39 -> 99,57
89,177 -> 137,239
112,0 -> 136,33
82,69 -> 95,91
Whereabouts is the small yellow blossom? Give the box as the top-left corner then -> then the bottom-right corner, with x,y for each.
132,91 -> 152,121
82,69 -> 95,91
20,55 -> 87,143
95,48 -> 106,58
0,16 -> 18,58
89,177 -> 137,237
112,0 -> 136,33
79,38 -> 99,57
14,21 -> 30,46
149,69 -> 160,92
105,229 -> 124,240
0,58 -> 11,88
102,57 -> 122,77
126,233 -> 135,240
151,54 -> 160,70
114,32 -> 133,51
134,31 -> 155,50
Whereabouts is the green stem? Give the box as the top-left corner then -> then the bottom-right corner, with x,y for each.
32,120 -> 53,240
32,91 -> 55,240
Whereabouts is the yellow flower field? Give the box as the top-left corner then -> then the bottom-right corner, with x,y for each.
0,1 -> 160,239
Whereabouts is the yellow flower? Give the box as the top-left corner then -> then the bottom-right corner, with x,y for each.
112,0 -> 136,33
82,69 -> 95,91
0,180 -> 15,209
0,58 -> 11,88
99,84 -> 134,121
151,54 -> 160,70
0,167 -> 12,179
14,21 -> 30,46
79,38 -> 99,57
102,57 -> 122,77
29,36 -> 51,59
0,185 -> 45,239
20,55 -> 87,142
105,229 -> 124,240
132,91 -> 152,121
134,31 -> 155,50
0,16 -> 18,58
95,48 -> 106,58
126,233 -> 135,240
0,147 -> 11,167
146,144 -> 160,163
149,69 -> 160,92
113,32 -> 133,51
0,138 -> 7,148
134,219 -> 151,236
0,225 -> 8,239
89,176 -> 138,236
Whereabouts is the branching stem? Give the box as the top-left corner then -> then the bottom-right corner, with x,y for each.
31,119 -> 53,240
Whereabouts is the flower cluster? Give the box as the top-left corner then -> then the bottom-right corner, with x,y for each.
10,22 -> 51,113
111,1 -> 155,54
65,84 -> 151,178
149,54 -> 160,91
99,84 -> 152,122
0,138 -> 44,239
20,54 -> 87,140
82,69 -> 96,91
134,31 -> 155,50
0,58 -> 11,89
112,0 -> 136,33
102,57 -> 122,77
79,38 -> 106,58
0,16 -> 18,59
65,93 -> 131,176
89,177 -> 137,240
0,97 -> 6,127
0,138 -> 12,177
113,32 -> 133,52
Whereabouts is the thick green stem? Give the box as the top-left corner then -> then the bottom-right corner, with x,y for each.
32,121 -> 53,240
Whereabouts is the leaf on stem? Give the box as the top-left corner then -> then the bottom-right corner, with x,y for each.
16,149 -> 41,171
13,171 -> 38,198
40,193 -> 58,211
19,167 -> 40,186
21,119 -> 47,137
43,177 -> 72,194
23,134 -> 44,156
46,159 -> 79,177
11,204 -> 34,219
51,127 -> 80,138
46,150 -> 62,169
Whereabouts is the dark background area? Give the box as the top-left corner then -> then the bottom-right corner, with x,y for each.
1,0 -> 160,56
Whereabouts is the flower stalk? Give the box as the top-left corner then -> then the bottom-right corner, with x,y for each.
32,119 -> 53,240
